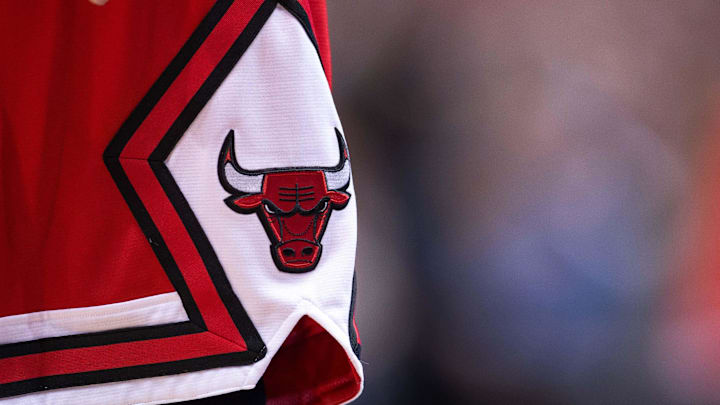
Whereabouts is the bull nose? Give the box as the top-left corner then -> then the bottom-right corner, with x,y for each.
277,240 -> 320,267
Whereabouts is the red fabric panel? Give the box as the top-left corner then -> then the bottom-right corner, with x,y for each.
0,0 -> 217,316
0,332 -> 236,384
299,0 -> 332,86
112,0 -> 265,346
122,0 -> 264,159
264,316 -> 361,405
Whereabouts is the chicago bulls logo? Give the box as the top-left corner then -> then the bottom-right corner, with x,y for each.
218,128 -> 352,273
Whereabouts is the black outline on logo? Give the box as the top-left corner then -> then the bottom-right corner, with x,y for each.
217,128 -> 351,273
0,0 -> 330,398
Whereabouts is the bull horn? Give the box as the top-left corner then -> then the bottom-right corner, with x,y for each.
218,130 -> 263,195
324,128 -> 352,191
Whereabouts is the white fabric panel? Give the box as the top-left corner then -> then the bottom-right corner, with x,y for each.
164,0 -> 361,393
0,292 -> 187,345
6,304 -> 362,405
4,6 -> 361,404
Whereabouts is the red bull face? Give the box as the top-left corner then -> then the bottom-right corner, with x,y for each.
230,172 -> 350,272
218,129 -> 352,273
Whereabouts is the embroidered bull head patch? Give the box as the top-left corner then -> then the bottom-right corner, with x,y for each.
218,128 -> 352,273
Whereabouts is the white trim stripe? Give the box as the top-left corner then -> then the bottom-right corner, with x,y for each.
0,293 -> 188,345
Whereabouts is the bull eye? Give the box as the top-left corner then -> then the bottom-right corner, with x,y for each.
318,200 -> 329,212
263,202 -> 278,215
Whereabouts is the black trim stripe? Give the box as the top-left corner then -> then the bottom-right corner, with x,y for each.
103,156 -> 206,328
277,0 -> 324,73
152,161 -> 267,357
0,322 -> 201,359
0,0 -> 291,398
102,0 -> 272,358
1,352 -> 253,399
105,0 -> 275,356
1,0 -> 334,398
147,0 -> 278,360
104,0 -> 235,158
151,0 -> 276,162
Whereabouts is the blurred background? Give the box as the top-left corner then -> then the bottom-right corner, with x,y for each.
326,1 -> 720,403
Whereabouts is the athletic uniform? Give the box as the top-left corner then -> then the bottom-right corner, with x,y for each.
0,1 -> 362,403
